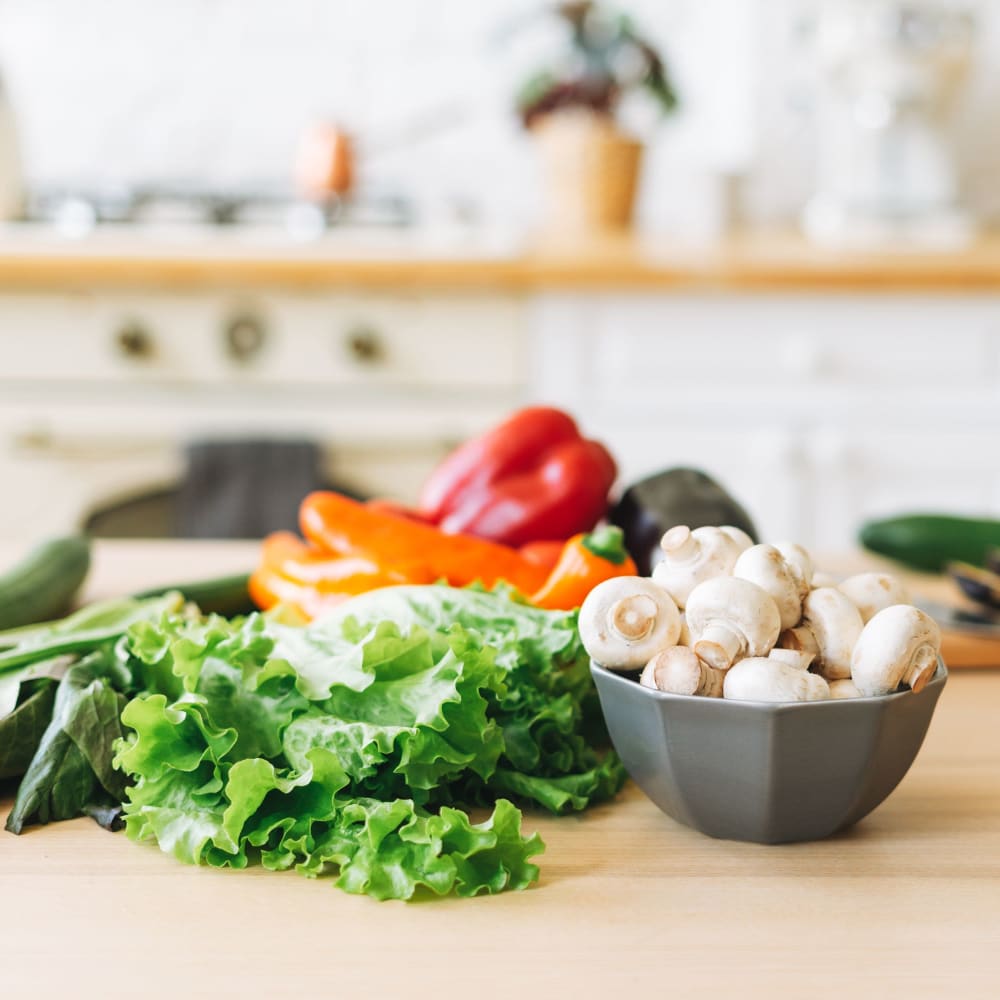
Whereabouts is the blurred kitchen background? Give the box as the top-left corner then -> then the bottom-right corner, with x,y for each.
1,0 -> 999,549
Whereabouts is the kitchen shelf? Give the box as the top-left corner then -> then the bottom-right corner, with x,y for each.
0,227 -> 1000,290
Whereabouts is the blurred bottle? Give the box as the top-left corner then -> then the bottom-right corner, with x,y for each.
294,122 -> 355,202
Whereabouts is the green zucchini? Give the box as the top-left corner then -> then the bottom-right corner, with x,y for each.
0,536 -> 92,631
859,515 -> 1000,573
132,572 -> 255,617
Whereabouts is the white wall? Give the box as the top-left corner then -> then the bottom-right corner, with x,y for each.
0,0 -> 996,229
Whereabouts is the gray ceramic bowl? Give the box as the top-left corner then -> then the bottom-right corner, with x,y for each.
591,661 -> 947,844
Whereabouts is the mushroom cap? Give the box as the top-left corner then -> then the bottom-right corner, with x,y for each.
651,525 -> 741,610
851,604 -> 941,697
838,572 -> 910,624
828,678 -> 862,699
686,576 -> 781,662
733,544 -> 804,630
723,657 -> 831,703
579,576 -> 681,670
811,571 -> 840,589
640,646 -> 723,697
719,525 -> 755,553
773,541 -> 814,599
801,587 -> 864,681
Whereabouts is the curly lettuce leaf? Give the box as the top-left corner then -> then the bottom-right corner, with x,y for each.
113,584 -> 621,899
283,624 -> 506,801
313,586 -> 624,813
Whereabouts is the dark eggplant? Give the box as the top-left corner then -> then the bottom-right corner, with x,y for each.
609,468 -> 758,575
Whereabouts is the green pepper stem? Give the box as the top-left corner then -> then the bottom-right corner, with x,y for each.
582,525 -> 629,565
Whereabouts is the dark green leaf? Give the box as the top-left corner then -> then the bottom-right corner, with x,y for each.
5,655 -> 130,833
0,681 -> 57,780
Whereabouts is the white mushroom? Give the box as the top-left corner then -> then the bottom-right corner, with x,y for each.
851,604 -> 941,697
579,577 -> 681,670
719,525 -> 755,553
686,577 -> 781,672
828,678 -> 862,699
777,625 -> 819,658
838,572 -> 910,624
651,525 -> 741,610
733,544 -> 803,630
772,541 -> 813,599
811,571 -> 840,589
723,657 -> 831,703
640,646 -> 724,697
781,587 -> 863,681
677,614 -> 691,646
768,647 -> 814,671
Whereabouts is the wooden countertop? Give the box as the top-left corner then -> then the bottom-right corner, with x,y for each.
2,541 -> 999,998
2,227 -> 1000,291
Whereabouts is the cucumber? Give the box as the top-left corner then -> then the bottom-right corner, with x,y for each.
132,572 -> 255,617
0,536 -> 92,630
859,515 -> 1000,573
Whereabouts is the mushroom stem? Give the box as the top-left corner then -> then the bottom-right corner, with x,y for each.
660,525 -> 698,560
779,626 -> 819,656
641,647 -> 724,697
904,644 -> 938,693
610,595 -> 658,641
694,624 -> 744,672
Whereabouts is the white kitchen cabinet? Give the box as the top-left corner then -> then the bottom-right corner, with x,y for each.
3,283 -> 998,549
530,293 -> 1000,551
0,290 -> 529,541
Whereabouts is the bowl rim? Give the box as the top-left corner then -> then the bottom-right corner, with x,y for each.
590,657 -> 948,711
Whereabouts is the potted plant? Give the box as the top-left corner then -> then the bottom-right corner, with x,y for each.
516,1 -> 678,233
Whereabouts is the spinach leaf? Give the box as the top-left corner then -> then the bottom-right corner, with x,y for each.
5,654 -> 129,833
0,681 -> 58,780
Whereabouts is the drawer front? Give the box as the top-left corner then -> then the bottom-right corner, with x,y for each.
588,295 -> 999,403
0,293 -> 526,390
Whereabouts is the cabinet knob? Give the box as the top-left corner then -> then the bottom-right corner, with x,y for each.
344,325 -> 385,365
115,321 -> 155,360
225,313 -> 267,362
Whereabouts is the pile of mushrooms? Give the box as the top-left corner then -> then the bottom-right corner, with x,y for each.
578,526 -> 941,703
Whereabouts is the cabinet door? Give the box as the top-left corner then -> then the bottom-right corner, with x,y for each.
532,291 -> 1000,551
807,429 -> 1000,552
601,422 -> 811,543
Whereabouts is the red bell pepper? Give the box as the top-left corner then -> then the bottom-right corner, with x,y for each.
417,406 -> 617,547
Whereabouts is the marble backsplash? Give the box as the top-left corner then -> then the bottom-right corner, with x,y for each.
0,0 -> 995,230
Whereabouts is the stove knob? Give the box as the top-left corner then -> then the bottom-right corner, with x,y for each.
344,325 -> 384,364
225,312 -> 267,363
114,321 -> 155,360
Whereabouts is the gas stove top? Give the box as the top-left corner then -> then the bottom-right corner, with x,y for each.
23,186 -> 414,240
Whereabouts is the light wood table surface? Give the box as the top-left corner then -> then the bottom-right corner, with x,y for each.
1,541 -> 999,999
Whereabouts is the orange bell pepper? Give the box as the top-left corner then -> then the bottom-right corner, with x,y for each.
518,540 -> 566,572
530,526 -> 637,610
299,491 -> 551,594
248,565 -> 350,619
251,499 -> 636,621
250,529 -> 435,614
